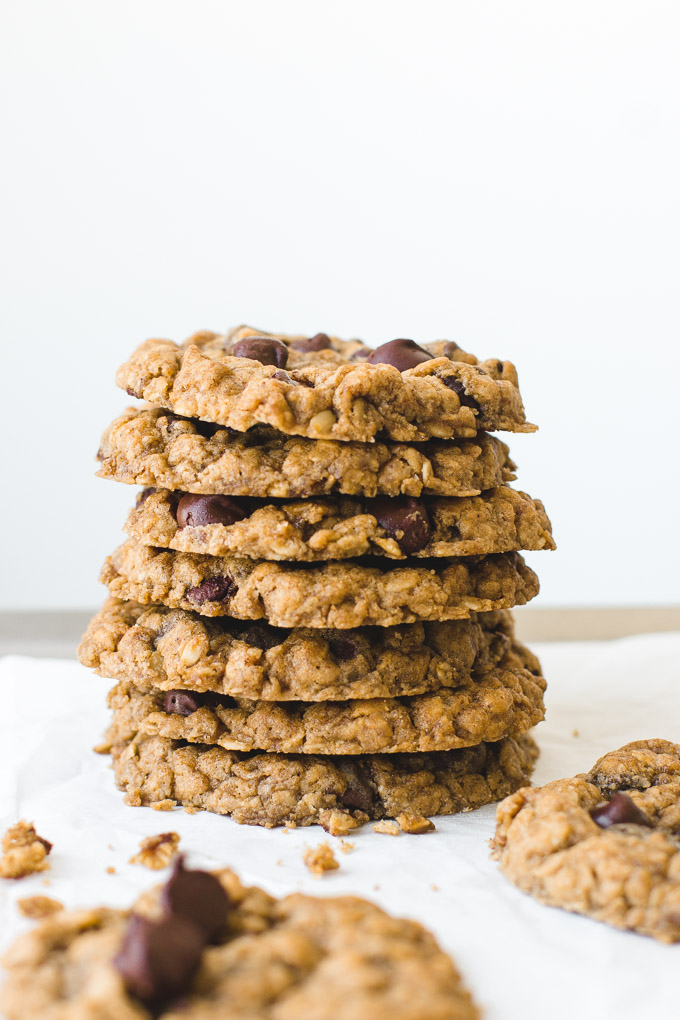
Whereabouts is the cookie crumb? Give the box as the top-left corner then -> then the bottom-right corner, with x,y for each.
339,839 -> 356,854
152,799 -> 176,812
431,883 -> 440,891
106,866 -> 116,875
572,729 -> 580,738
303,842 -> 339,876
184,805 -> 201,815
16,895 -> 63,919
372,820 -> 400,836
373,883 -> 381,890
396,812 -> 436,834
107,844 -> 115,851
129,832 -> 180,870
0,822 -> 52,880
319,809 -> 360,837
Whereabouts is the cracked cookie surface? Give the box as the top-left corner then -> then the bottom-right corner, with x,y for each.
116,326 -> 535,442
110,731 -> 539,828
97,407 -> 517,498
0,867 -> 479,1019
101,541 -> 539,629
79,600 -> 524,701
492,739 -> 680,941
103,645 -> 545,754
125,485 -> 554,561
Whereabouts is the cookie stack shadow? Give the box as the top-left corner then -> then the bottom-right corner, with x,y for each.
78,326 -> 554,833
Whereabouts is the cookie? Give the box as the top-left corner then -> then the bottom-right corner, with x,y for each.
111,731 -> 539,828
492,739 -> 680,942
97,407 -> 517,499
125,485 -> 555,561
101,541 -> 539,628
0,863 -> 479,1020
79,600 -> 523,701
116,327 -> 535,442
102,645 -> 545,754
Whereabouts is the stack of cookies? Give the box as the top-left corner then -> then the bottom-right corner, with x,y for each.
78,326 -> 554,832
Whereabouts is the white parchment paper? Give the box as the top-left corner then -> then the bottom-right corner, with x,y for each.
1,634 -> 679,1019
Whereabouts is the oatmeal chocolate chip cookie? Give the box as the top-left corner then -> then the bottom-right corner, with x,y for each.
115,326 -> 535,442
125,486 -> 555,562
492,739 -> 680,942
79,600 -> 520,701
0,863 -> 480,1020
97,407 -> 517,499
101,541 -> 539,629
110,731 -> 538,827
102,645 -> 545,755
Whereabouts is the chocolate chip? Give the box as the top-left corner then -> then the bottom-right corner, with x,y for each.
160,856 -> 230,942
126,386 -> 142,398
443,341 -> 460,358
232,336 -> 289,368
368,496 -> 431,554
164,691 -> 201,716
329,635 -> 360,661
191,419 -> 221,439
176,494 -> 247,529
239,623 -> 282,650
340,778 -> 375,813
137,487 -> 157,505
186,576 -> 236,605
350,348 -> 372,361
291,333 -> 332,352
368,339 -> 433,372
113,913 -> 205,1007
440,376 -> 480,412
589,792 -> 653,829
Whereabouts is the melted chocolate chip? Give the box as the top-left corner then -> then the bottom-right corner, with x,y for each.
239,623 -> 282,650
160,856 -> 230,942
368,339 -> 433,372
443,341 -> 460,358
176,494 -> 247,529
186,576 -> 236,605
164,690 -> 202,716
113,913 -> 205,1007
441,376 -> 480,412
232,336 -> 289,368
340,778 -> 375,813
368,496 -> 432,555
329,635 -> 360,661
590,792 -> 653,829
291,333 -> 332,352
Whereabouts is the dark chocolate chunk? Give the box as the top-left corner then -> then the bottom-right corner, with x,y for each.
440,376 -> 480,412
186,576 -> 236,605
239,623 -> 282,651
368,339 -> 433,372
368,496 -> 432,555
136,487 -> 157,505
329,635 -> 360,661
176,494 -> 247,529
291,333 -> 332,352
113,913 -> 204,1007
232,336 -> 288,368
160,856 -> 230,942
443,341 -> 460,358
590,792 -> 653,829
164,691 -> 201,716
340,777 -> 375,813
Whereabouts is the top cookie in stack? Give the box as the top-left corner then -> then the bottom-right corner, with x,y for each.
79,326 -> 554,831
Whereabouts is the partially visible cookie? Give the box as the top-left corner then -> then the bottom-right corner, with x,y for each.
111,731 -> 539,828
98,407 -> 518,500
0,863 -> 479,1019
492,739 -> 680,941
100,540 -> 540,628
116,327 -> 535,442
125,485 -> 555,561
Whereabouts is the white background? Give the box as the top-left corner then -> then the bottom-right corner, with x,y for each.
1,0 -> 679,610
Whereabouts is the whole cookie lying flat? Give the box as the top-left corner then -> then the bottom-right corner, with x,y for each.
101,541 -> 539,628
103,645 -> 545,754
98,408 -> 517,500
111,731 -> 539,828
126,485 -> 555,561
116,326 -> 535,442
0,863 -> 479,1019
79,600 -> 523,701
492,739 -> 680,941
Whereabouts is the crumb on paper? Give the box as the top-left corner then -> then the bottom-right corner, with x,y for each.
276,859 -> 283,866
184,805 -> 201,815
106,866 -> 116,875
0,821 -> 52,880
42,879 -> 51,887
282,828 -> 290,835
152,799 -> 176,812
129,832 -> 180,870
319,809 -> 360,837
572,729 -> 580,738
372,820 -> 400,836
431,884 -> 440,892
339,839 -> 356,855
373,884 -> 381,890
303,842 -> 339,877
396,812 -> 436,834
17,895 -> 63,919
107,844 -> 115,851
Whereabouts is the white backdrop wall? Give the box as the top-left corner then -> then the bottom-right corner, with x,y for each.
1,0 -> 679,609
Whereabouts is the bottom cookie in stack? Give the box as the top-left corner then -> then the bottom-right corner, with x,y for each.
80,601 -> 543,830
